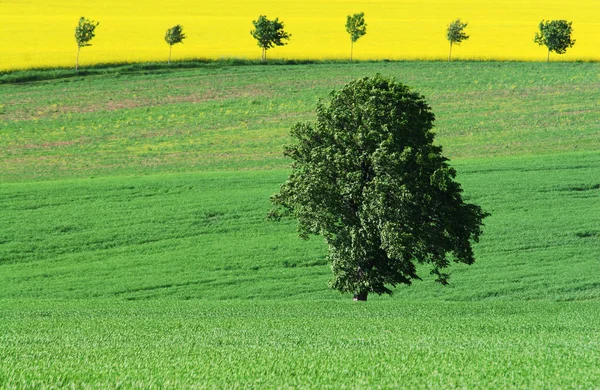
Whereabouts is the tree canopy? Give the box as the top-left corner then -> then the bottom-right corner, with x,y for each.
269,75 -> 488,301
446,19 -> 469,62
345,13 -> 367,61
534,20 -> 575,62
165,25 -> 186,64
74,16 -> 99,71
250,15 -> 291,62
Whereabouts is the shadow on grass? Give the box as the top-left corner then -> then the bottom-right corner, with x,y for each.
0,58 -> 357,84
7,57 -> 592,85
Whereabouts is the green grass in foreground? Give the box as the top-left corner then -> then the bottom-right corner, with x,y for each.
1,300 -> 599,388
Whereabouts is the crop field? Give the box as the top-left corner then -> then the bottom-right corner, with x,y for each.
2,62 -> 599,182
2,0 -> 600,70
1,61 -> 600,387
2,300 -> 599,388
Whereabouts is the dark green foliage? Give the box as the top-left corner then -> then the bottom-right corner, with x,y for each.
164,25 -> 186,64
345,12 -> 367,61
534,20 -> 576,62
74,17 -> 99,71
446,19 -> 469,62
250,15 -> 291,62
270,75 -> 488,299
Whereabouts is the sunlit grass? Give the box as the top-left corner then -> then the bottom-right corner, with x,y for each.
1,55 -> 599,388
1,0 -> 599,70
1,62 -> 598,182
2,300 -> 599,388
1,152 -> 599,301
1,62 -> 599,303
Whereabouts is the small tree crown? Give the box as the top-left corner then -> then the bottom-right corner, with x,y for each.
446,18 -> 469,44
346,12 -> 367,42
75,17 -> 99,48
250,15 -> 291,50
534,20 -> 575,54
165,25 -> 186,46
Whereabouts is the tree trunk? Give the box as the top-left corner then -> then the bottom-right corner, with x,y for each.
168,45 -> 172,64
353,266 -> 367,300
353,291 -> 368,301
547,48 -> 550,63
261,48 -> 266,63
448,42 -> 452,62
76,46 -> 80,71
350,40 -> 353,62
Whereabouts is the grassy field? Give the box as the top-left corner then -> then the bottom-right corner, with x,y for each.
2,300 -> 599,388
2,0 -> 600,70
1,61 -> 599,387
2,61 -> 599,182
1,153 -> 600,302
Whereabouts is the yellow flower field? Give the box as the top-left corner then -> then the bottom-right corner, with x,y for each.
1,0 -> 599,70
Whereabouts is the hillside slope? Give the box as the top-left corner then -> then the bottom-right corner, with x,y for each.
1,62 -> 598,301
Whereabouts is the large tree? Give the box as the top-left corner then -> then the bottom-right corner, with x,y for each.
534,20 -> 575,62
446,18 -> 469,62
75,17 -> 99,71
165,24 -> 186,64
250,15 -> 291,62
345,12 -> 367,62
269,75 -> 488,301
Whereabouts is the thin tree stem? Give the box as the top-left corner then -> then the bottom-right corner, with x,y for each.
76,46 -> 80,71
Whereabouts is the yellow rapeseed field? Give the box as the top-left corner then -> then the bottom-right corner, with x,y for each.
1,0 -> 599,70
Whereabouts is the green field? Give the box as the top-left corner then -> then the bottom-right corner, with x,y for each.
2,300 -> 599,388
1,61 -> 599,387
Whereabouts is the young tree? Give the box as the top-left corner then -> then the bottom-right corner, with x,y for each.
345,12 -> 367,61
250,15 -> 291,62
165,25 -> 186,64
269,75 -> 489,301
446,18 -> 469,62
75,17 -> 99,71
534,20 -> 575,62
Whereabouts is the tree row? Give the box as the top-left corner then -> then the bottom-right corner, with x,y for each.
74,15 -> 577,70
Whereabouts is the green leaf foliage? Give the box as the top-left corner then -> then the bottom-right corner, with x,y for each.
534,20 -> 575,61
270,75 -> 489,298
446,18 -> 469,45
75,17 -> 99,48
250,15 -> 291,61
345,12 -> 367,43
165,24 -> 186,46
